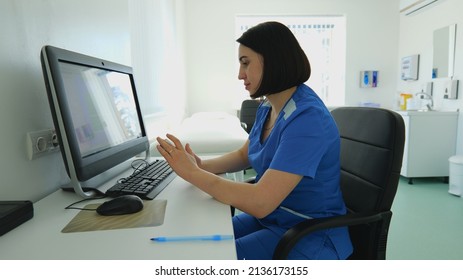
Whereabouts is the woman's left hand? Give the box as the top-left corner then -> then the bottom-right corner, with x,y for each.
156,133 -> 200,180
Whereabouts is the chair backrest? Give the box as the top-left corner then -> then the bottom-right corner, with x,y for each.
239,99 -> 261,133
330,107 -> 405,259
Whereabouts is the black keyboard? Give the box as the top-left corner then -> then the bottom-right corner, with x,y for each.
106,159 -> 176,200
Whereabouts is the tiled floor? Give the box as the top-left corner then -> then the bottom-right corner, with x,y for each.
387,177 -> 463,260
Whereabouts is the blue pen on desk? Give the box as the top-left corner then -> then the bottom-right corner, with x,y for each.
150,234 -> 233,242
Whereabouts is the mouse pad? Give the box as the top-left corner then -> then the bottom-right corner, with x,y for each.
61,199 -> 167,233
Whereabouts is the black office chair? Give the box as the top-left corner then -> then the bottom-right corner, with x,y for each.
239,99 -> 261,133
272,107 -> 405,259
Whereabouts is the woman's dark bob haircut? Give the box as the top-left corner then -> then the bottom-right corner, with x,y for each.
237,21 -> 311,98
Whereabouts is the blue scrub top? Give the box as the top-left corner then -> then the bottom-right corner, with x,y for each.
247,84 -> 353,259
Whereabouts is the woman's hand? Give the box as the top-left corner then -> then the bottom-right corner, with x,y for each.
156,134 -> 201,180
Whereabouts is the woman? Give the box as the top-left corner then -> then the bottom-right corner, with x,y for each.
157,21 -> 352,260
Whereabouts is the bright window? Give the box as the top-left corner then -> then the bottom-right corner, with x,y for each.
235,15 -> 346,107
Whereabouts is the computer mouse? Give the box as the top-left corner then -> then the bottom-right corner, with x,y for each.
96,195 -> 144,216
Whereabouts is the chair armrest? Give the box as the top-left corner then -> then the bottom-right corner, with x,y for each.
273,211 -> 387,259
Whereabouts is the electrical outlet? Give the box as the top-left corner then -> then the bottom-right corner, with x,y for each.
26,129 -> 59,160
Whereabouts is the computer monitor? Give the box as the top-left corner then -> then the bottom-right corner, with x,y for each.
40,45 -> 150,197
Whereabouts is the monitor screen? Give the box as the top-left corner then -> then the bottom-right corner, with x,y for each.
58,62 -> 143,158
40,45 -> 149,190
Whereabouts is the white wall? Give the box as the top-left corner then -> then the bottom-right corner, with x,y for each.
398,0 -> 463,154
182,0 -> 400,115
0,0 -> 131,201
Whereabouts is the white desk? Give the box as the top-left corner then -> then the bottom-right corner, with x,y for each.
0,173 -> 237,260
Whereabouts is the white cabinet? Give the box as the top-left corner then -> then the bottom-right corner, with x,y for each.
397,110 -> 458,184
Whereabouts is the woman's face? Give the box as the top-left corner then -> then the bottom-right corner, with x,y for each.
238,44 -> 263,96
